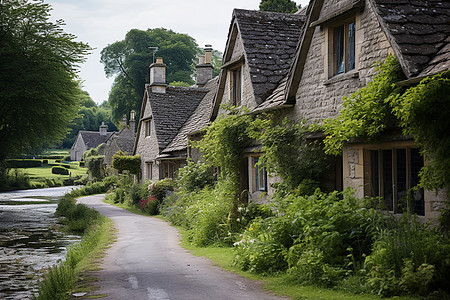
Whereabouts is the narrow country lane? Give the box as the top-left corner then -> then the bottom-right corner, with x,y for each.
77,194 -> 287,300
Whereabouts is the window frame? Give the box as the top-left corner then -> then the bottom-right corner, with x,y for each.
230,66 -> 242,107
366,147 -> 424,216
253,157 -> 268,192
326,15 -> 357,78
144,118 -> 152,137
146,162 -> 153,180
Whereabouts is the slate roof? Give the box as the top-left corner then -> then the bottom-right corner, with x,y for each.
148,86 -> 208,151
232,9 -> 306,103
78,131 -> 114,149
162,78 -> 218,154
371,0 -> 450,78
111,127 -> 135,154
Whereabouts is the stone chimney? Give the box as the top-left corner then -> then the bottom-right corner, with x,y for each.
129,110 -> 136,135
121,114 -> 128,127
196,44 -> 214,87
149,57 -> 167,93
99,122 -> 108,136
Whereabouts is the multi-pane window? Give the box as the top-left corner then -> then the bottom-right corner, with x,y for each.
368,148 -> 424,215
334,20 -> 355,75
146,162 -> 152,180
160,163 -> 175,179
254,157 -> 267,192
231,68 -> 242,107
145,119 -> 152,137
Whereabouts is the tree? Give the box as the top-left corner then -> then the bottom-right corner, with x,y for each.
259,0 -> 298,13
101,28 -> 200,122
0,0 -> 90,160
59,88 -> 117,148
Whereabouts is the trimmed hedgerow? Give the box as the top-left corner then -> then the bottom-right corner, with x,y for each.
52,166 -> 69,175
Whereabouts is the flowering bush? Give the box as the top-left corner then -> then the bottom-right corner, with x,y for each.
139,196 -> 159,215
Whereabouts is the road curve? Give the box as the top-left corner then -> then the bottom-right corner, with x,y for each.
77,194 -> 287,300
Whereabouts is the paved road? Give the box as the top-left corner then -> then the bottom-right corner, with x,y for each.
77,194 -> 286,300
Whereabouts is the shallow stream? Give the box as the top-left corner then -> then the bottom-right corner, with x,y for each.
0,186 -> 80,299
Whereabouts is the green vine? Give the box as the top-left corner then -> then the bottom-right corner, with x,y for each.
391,73 -> 450,190
248,114 -> 332,195
323,54 -> 450,193
322,54 -> 405,155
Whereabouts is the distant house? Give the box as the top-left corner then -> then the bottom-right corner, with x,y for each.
103,112 -> 136,167
70,123 -> 114,161
134,48 -> 218,182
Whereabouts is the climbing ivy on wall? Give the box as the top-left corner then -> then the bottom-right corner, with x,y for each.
322,55 -> 405,156
322,54 -> 450,192
249,114 -> 332,196
391,73 -> 450,190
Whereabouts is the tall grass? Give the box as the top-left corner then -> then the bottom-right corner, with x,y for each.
35,192 -> 108,299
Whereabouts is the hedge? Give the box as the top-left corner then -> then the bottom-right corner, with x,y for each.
6,159 -> 42,168
52,166 -> 69,175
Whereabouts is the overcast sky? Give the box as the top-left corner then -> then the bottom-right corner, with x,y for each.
46,0 -> 310,104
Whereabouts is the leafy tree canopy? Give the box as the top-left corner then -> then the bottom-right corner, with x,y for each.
0,0 -> 90,160
58,88 -> 118,149
101,28 -> 201,123
259,0 -> 298,13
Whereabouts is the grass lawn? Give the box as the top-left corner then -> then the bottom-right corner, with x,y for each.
12,149 -> 87,186
24,159 -> 87,181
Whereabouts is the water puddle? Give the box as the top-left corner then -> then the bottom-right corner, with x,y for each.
0,187 -> 80,299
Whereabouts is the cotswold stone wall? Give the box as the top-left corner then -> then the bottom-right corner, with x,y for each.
135,93 -> 161,182
218,34 -> 257,116
286,0 -> 392,124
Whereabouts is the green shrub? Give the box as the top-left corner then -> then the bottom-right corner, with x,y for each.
162,182 -> 234,246
149,178 -> 176,202
112,151 -> 141,176
85,155 -> 105,180
56,195 -> 100,234
233,189 -> 391,286
364,216 -> 450,297
52,166 -> 69,175
6,159 -> 42,168
126,182 -> 149,205
139,196 -> 159,215
176,160 -> 216,192
6,168 -> 31,189
63,155 -> 71,161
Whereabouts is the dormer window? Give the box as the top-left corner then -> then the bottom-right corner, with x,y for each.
334,19 -> 355,75
231,67 -> 242,107
310,0 -> 363,80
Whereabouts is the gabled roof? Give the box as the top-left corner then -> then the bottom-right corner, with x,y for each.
135,85 -> 208,154
233,9 -> 306,103
76,131 -> 114,150
370,0 -> 450,78
162,78 -> 218,154
274,0 -> 450,110
212,9 -> 306,119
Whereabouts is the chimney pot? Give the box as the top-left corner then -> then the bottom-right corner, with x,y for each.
99,122 -> 108,135
196,44 -> 214,87
149,57 -> 167,93
204,44 -> 213,64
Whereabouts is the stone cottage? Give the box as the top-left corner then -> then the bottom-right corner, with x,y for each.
212,0 -> 448,221
103,111 -> 136,167
210,8 -> 307,203
70,122 -> 114,161
133,48 -> 218,182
